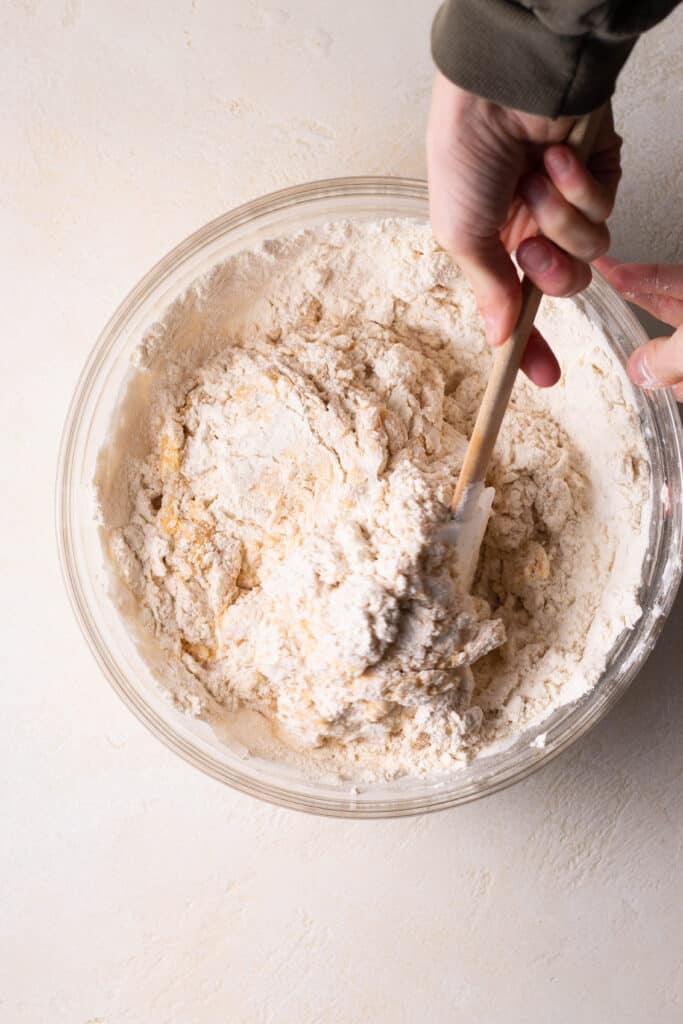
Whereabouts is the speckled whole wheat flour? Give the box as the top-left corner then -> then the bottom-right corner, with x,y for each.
97,219 -> 651,780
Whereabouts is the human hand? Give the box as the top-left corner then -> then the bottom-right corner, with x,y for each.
427,71 -> 622,386
595,257 -> 683,402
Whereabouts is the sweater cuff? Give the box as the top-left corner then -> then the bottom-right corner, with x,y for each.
431,0 -> 635,117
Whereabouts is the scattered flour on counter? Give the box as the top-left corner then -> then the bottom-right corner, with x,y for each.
97,219 -> 651,780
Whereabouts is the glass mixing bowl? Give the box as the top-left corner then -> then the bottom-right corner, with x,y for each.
56,177 -> 683,818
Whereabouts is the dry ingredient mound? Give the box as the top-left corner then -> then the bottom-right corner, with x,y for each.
98,219 -> 651,780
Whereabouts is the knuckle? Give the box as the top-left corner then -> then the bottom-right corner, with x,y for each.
580,225 -> 610,262
572,185 -> 612,223
586,184 -> 614,221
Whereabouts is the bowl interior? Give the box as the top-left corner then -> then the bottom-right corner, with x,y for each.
57,178 -> 683,817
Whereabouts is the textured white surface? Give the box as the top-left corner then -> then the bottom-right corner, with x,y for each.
2,2 -> 683,1021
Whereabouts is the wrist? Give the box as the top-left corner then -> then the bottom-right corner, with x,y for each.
435,74 -> 575,149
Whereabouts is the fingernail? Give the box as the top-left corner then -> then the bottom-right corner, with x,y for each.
520,174 -> 547,206
518,239 -> 552,274
629,348 -> 662,389
545,147 -> 571,177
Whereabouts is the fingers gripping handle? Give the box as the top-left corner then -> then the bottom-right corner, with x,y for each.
450,106 -> 606,513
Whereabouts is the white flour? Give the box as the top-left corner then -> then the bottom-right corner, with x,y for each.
97,220 -> 651,780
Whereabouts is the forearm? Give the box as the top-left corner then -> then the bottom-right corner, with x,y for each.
431,0 -> 680,117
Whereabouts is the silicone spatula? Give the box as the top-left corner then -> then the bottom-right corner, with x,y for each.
444,106 -> 606,590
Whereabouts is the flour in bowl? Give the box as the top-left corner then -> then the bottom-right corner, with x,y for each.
97,220 -> 651,780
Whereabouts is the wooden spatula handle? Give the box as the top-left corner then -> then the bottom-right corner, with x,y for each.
450,105 -> 606,513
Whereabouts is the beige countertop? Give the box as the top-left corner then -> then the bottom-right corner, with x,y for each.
3,2 -> 683,1020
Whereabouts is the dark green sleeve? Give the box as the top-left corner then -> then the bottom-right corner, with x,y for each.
432,0 -> 680,117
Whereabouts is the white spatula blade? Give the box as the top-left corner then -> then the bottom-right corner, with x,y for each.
440,482 -> 495,590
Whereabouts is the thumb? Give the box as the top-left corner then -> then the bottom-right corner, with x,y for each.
453,235 -> 522,346
627,326 -> 683,389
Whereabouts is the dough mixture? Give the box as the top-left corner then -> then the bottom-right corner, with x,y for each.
98,220 -> 651,780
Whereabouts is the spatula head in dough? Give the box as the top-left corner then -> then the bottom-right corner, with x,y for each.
439,482 -> 495,591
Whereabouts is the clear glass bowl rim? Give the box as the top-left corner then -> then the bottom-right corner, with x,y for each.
56,175 -> 683,818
